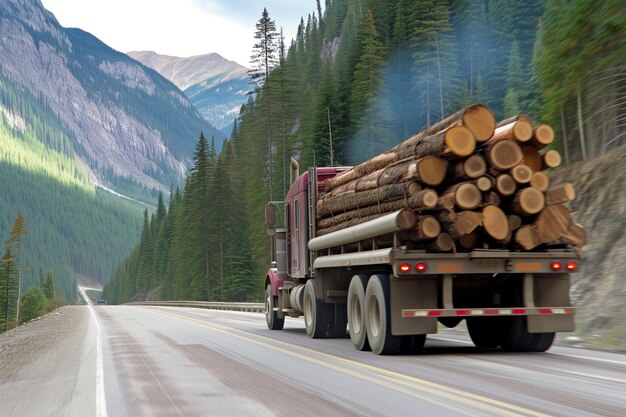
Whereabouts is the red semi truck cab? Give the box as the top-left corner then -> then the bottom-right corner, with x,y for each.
264,162 -> 579,355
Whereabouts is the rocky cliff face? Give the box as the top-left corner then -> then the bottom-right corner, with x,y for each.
551,146 -> 626,347
0,0 -> 221,191
128,51 -> 249,132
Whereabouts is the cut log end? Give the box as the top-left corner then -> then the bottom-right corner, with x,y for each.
511,164 -> 533,184
407,181 -> 423,195
516,225 -> 540,250
543,150 -> 562,169
530,171 -> 550,191
464,154 -> 487,179
421,189 -> 439,209
463,104 -> 496,141
496,174 -> 516,196
429,233 -> 454,252
513,120 -> 534,142
507,215 -> 522,231
545,183 -> 576,206
532,124 -> 555,148
445,126 -> 476,157
418,156 -> 449,186
396,209 -> 418,230
419,216 -> 441,239
475,176 -> 493,192
488,140 -> 523,170
512,187 -> 545,216
482,205 -> 509,241
456,183 -> 482,210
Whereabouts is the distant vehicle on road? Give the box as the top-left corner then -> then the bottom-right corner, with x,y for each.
96,299 -> 107,305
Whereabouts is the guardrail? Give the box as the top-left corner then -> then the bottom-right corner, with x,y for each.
125,300 -> 264,313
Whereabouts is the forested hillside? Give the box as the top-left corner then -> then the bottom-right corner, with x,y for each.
105,0 -> 625,306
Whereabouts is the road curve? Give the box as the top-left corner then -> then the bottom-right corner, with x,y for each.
2,306 -> 625,416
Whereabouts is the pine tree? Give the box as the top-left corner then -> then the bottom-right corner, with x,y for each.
7,215 -> 26,324
504,40 -> 523,115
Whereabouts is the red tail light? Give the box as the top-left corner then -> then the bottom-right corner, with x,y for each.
566,261 -> 578,271
550,261 -> 562,271
415,262 -> 427,272
399,263 -> 411,273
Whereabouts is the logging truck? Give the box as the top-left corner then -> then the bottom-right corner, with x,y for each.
263,105 -> 581,355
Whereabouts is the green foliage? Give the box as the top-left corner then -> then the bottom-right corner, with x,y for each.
19,287 -> 47,324
0,248 -> 19,331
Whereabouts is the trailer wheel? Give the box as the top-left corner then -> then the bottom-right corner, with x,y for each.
528,332 -> 555,352
365,274 -> 401,355
467,317 -> 504,348
331,303 -> 348,338
501,317 -> 554,352
400,334 -> 426,354
303,279 -> 331,338
347,275 -> 370,350
265,285 -> 284,330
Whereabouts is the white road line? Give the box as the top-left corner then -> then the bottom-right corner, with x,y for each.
429,336 -> 475,345
550,352 -> 626,366
89,305 -> 108,417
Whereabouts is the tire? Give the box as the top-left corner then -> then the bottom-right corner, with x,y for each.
265,284 -> 284,330
331,303 -> 348,338
467,317 -> 505,349
365,274 -> 401,355
303,279 -> 332,338
501,317 -> 554,352
400,334 -> 426,354
528,332 -> 555,352
347,275 -> 370,350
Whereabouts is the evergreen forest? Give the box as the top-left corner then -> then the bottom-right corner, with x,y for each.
105,0 -> 624,303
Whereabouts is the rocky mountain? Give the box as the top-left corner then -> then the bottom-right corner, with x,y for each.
0,0 -> 222,193
128,51 -> 249,134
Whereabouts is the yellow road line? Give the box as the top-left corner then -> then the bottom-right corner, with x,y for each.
146,307 -> 551,417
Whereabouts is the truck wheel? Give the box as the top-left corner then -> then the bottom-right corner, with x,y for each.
347,275 -> 370,350
265,284 -> 284,330
400,334 -> 426,354
467,317 -> 504,348
303,279 -> 331,338
528,332 -> 555,352
501,317 -> 554,352
331,303 -> 348,338
365,274 -> 401,355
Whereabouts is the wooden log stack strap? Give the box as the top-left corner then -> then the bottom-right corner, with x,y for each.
544,183 -> 576,206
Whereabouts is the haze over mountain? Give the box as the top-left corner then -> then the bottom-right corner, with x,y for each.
128,51 -> 249,134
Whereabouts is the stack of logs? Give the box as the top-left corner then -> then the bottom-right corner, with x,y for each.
316,104 -> 585,252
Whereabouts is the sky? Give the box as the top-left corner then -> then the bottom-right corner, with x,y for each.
40,0 -> 318,67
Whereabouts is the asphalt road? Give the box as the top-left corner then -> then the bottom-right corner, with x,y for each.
2,306 -> 625,417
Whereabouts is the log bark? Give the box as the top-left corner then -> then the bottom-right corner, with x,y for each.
423,104 -> 496,141
437,211 -> 483,239
428,233 -> 455,252
370,215 -> 441,247
530,124 -> 554,149
545,183 -> 576,206
495,174 -> 516,196
521,146 -> 542,172
482,205 -> 509,241
317,181 -> 421,218
533,204 -> 572,244
510,187 -> 545,216
485,140 -> 523,170
316,189 -> 438,229
452,154 -> 487,181
458,230 -> 478,249
530,171 -> 550,191
511,164 -> 533,184
486,120 -> 533,144
560,222 -> 586,247
542,150 -> 562,169
515,225 -> 540,250
496,114 -> 533,128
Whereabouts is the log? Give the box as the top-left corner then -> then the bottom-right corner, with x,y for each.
521,146 -> 542,172
371,215 -> 441,247
486,120 -> 533,144
545,183 -> 576,206
511,164 -> 533,184
542,150 -> 562,169
458,230 -> 478,249
530,171 -> 550,191
452,154 -> 487,181
510,187 -> 545,216
316,189 -> 438,229
317,181 -> 421,218
496,114 -> 532,128
428,233 -> 455,252
485,140 -> 523,170
533,204 -> 572,244
530,124 -> 554,149
482,205 -> 509,241
475,176 -> 494,192
515,225 -> 540,250
326,156 -> 447,198
560,223 -> 586,247
495,174 -> 516,196
484,191 -> 501,206
507,215 -> 522,231
317,208 -> 417,236
438,182 -> 482,210
438,211 -> 483,239
423,104 -> 496,141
